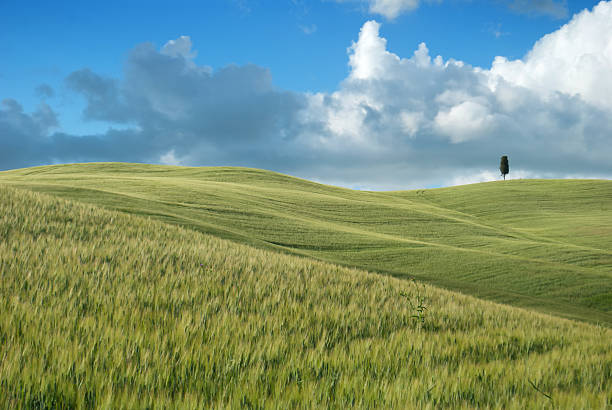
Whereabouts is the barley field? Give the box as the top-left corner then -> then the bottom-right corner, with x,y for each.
1,185 -> 610,408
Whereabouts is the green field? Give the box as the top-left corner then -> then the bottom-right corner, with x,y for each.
1,163 -> 610,326
1,185 -> 611,408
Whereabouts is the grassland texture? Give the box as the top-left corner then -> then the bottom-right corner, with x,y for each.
1,186 -> 611,409
1,163 -> 610,326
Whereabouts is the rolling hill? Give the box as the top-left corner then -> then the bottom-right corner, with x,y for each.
1,185 -> 610,408
1,162 -> 611,326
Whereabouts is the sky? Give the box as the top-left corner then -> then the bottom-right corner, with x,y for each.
1,0 -> 611,189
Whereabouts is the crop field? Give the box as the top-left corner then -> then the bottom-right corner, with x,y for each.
1,163 -> 611,326
1,185 -> 611,408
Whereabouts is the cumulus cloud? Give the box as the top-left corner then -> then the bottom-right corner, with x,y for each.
1,99 -> 58,137
434,100 -> 497,143
66,69 -> 131,122
0,97 -> 159,170
3,2 -> 612,189
296,6 -> 612,186
490,1 -> 612,110
0,99 -> 57,169
348,20 -> 401,80
160,35 -> 198,59
4,37 -> 306,172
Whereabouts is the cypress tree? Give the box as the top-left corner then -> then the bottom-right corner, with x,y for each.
500,155 -> 509,180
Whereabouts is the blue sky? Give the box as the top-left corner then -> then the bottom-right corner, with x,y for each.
1,1 -> 593,100
1,0 -> 611,188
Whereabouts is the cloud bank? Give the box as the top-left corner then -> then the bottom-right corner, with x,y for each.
2,2 -> 612,189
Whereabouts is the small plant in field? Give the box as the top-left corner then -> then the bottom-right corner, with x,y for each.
400,279 -> 428,326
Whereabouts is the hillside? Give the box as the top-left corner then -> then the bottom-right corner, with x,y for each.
1,163 -> 611,326
1,185 -> 611,408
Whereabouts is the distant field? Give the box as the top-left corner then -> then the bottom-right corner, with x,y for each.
1,163 -> 611,326
1,186 -> 610,408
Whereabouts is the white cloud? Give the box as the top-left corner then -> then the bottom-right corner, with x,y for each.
368,0 -> 420,19
449,169 -> 535,186
400,111 -> 424,137
434,100 -> 496,143
295,3 -> 612,187
490,1 -> 612,111
348,21 -> 400,80
161,36 -> 197,59
159,149 -> 183,166
449,170 -> 501,186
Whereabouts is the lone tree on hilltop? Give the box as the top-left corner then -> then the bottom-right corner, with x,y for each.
500,155 -> 509,180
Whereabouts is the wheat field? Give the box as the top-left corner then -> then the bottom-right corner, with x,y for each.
1,185 -> 610,408
1,163 -> 610,326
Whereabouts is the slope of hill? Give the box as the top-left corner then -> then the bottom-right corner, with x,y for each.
1,163 -> 611,326
1,185 -> 610,408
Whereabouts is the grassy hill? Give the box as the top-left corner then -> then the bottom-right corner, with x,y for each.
1,185 -> 610,408
1,163 -> 611,326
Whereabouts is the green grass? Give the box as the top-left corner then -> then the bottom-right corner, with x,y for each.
1,162 -> 610,326
1,185 -> 611,408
